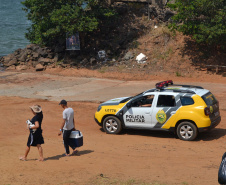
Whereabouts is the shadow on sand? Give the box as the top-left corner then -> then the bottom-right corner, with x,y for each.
45,150 -> 94,161
100,127 -> 226,141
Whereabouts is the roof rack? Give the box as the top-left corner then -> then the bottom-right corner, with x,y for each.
172,84 -> 204,89
159,89 -> 195,94
145,88 -> 195,94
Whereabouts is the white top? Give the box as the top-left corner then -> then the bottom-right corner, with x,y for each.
63,107 -> 74,130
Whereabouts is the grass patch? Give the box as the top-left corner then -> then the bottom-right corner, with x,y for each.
98,66 -> 108,73
176,71 -> 182,76
130,40 -> 140,49
56,59 -> 64,65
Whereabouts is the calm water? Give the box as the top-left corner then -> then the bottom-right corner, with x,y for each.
0,0 -> 30,56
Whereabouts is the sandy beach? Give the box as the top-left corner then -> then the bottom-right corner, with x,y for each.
0,70 -> 226,185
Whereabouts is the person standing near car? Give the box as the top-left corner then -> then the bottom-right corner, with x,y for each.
58,100 -> 77,156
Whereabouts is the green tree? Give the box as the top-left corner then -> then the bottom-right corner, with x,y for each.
21,0 -> 117,46
169,0 -> 226,48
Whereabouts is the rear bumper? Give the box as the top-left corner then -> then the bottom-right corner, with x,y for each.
198,116 -> 221,132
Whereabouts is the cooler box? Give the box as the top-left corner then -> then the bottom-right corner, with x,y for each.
69,130 -> 83,148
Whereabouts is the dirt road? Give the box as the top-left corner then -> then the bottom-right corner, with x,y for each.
0,71 -> 225,185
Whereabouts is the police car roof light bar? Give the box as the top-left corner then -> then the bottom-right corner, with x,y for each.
156,80 -> 173,89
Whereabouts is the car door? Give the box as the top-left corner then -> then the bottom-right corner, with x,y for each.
151,92 -> 178,128
123,94 -> 156,129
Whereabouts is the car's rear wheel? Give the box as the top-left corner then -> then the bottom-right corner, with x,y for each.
177,121 -> 198,141
103,116 -> 122,134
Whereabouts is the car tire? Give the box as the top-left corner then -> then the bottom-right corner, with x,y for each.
103,116 -> 122,134
176,121 -> 198,141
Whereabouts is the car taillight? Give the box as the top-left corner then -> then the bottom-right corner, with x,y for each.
204,107 -> 210,116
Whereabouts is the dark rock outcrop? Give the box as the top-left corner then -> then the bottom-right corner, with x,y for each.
0,44 -> 57,71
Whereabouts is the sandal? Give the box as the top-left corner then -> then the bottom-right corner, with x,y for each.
64,154 -> 70,157
36,159 -> 45,162
19,157 -> 27,161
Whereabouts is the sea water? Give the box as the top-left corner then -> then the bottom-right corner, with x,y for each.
0,0 -> 30,57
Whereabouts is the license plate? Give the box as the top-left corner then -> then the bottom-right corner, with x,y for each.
214,112 -> 219,116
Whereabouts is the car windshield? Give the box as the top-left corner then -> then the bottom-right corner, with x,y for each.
202,92 -> 217,105
120,97 -> 133,103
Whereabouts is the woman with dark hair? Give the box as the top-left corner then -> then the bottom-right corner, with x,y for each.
19,105 -> 44,161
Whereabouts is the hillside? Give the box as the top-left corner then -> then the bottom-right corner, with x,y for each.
0,2 -> 225,78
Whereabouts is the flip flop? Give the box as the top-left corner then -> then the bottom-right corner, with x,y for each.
36,159 -> 45,162
19,157 -> 27,161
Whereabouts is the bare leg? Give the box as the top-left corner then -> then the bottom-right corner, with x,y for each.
37,144 -> 44,161
19,146 -> 30,161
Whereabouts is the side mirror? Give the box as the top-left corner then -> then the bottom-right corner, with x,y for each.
126,103 -> 131,108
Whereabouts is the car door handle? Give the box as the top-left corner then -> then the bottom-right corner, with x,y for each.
171,111 -> 176,115
145,112 -> 150,114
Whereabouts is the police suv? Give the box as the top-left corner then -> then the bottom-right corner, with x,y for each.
94,80 -> 221,141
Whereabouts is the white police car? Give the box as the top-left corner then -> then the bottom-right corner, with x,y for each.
94,80 -> 221,141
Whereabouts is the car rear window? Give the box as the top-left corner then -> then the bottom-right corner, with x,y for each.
202,92 -> 217,105
157,95 -> 176,107
180,97 -> 194,106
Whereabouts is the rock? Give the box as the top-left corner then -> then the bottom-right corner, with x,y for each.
47,53 -> 54,59
14,48 -> 22,56
90,57 -> 97,65
80,58 -> 89,65
124,51 -> 134,60
32,52 -> 40,60
36,48 -> 47,58
26,44 -> 39,51
6,65 -> 16,70
7,59 -> 18,66
16,65 -> 27,71
53,54 -> 59,63
3,53 -> 15,63
26,61 -> 33,68
18,51 -> 27,62
38,57 -> 54,65
149,6 -> 158,17
35,63 -> 45,71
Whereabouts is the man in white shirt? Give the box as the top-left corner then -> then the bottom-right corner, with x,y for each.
58,100 -> 77,156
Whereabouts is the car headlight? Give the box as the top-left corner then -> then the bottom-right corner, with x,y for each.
97,105 -> 102,112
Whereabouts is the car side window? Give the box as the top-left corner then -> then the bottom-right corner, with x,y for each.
140,95 -> 154,107
131,95 -> 154,107
180,97 -> 194,106
157,95 -> 176,107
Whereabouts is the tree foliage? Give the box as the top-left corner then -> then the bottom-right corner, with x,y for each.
21,0 -> 117,46
169,0 -> 226,48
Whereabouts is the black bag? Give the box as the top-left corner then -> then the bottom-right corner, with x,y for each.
218,152 -> 226,184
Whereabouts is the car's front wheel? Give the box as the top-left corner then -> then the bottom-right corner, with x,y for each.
176,121 -> 198,141
103,116 -> 122,134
